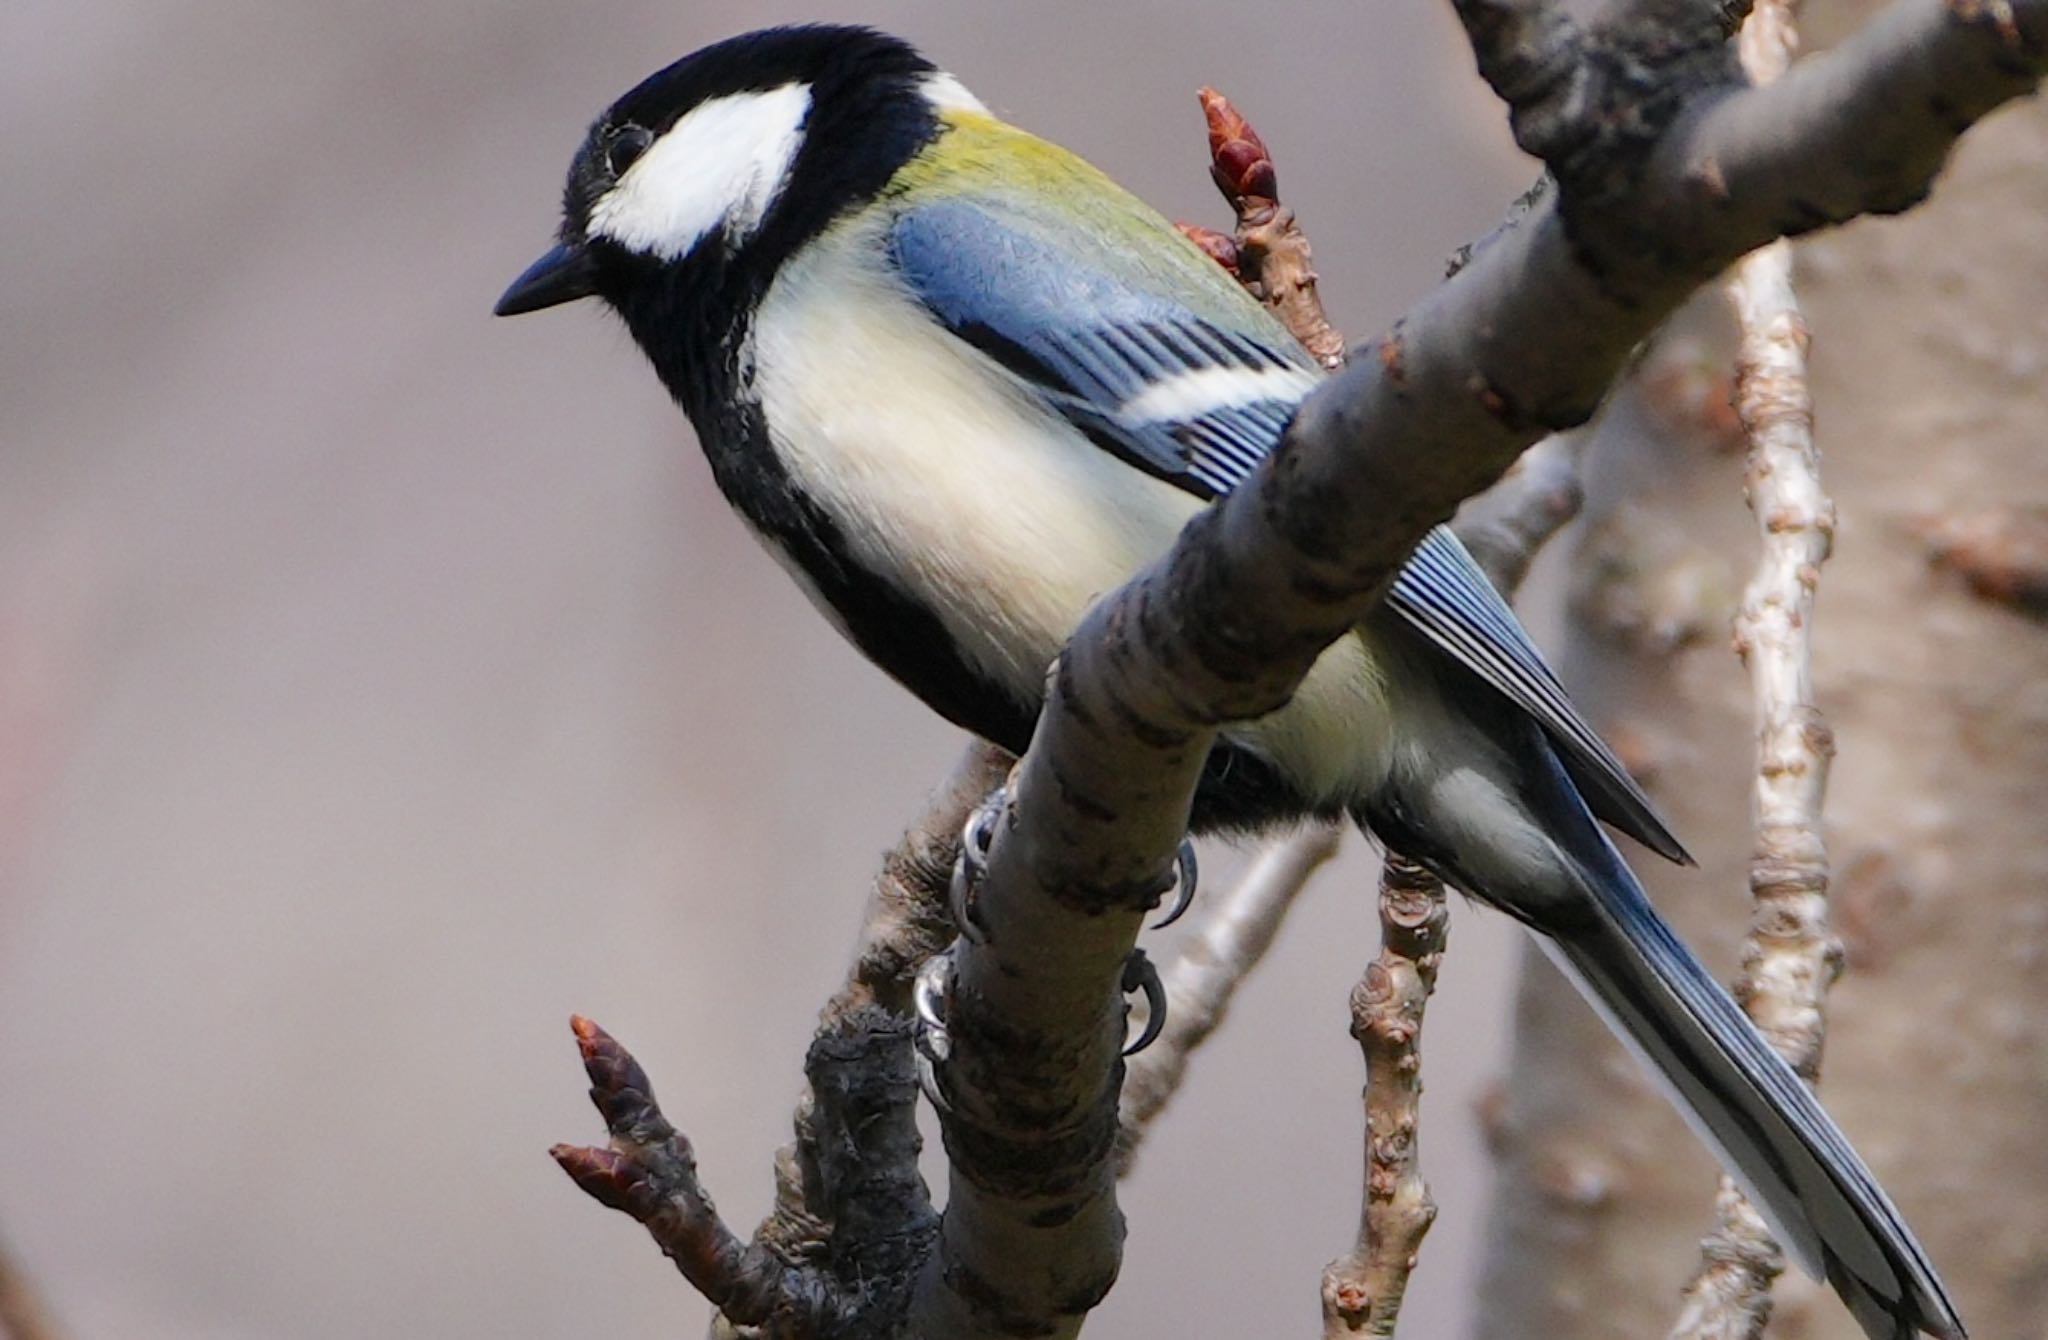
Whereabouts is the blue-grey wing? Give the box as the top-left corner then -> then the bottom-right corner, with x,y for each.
1392,530 -> 1692,865
891,199 -> 1688,864
888,200 -> 1318,499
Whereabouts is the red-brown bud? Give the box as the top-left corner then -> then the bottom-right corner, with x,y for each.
1200,87 -> 1278,204
1177,222 -> 1242,276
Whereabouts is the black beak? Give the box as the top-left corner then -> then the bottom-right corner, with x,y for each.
494,242 -> 600,316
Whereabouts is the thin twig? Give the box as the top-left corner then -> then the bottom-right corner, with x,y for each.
1670,2 -> 1841,1334
1314,437 -> 1591,1339
760,743 -> 1009,1283
1116,821 -> 1345,1173
554,1012 -> 934,1338
1181,98 -> 1600,1334
1321,854 -> 1451,1338
553,1017 -> 847,1334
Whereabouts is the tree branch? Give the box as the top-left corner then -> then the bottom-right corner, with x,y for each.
554,1017 -> 842,1333
1116,92 -> 1356,1179
748,742 -> 1010,1272
1176,97 -> 1599,1336
1321,854 -> 1452,1339
1670,3 -> 1844,1333
1185,95 -> 1597,1334
1194,89 -> 1347,370
555,1012 -> 935,1340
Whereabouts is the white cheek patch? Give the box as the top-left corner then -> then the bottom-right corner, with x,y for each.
587,82 -> 813,260
920,72 -> 988,116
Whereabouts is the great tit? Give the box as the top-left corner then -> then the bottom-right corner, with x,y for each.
495,25 -> 1961,1340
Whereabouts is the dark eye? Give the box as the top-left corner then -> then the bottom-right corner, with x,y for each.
606,124 -> 653,178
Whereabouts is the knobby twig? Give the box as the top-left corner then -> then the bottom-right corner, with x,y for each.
1180,94 -> 1468,1331
1324,430 -> 1593,1339
1117,820 -> 1345,1173
0,1234 -> 64,1340
553,1017 -> 842,1333
554,1012 -> 935,1340
1670,2 -> 1844,1335
748,741 -> 1010,1268
1179,93 -> 1600,1334
1321,854 -> 1452,1338
1316,435 -> 1593,1338
1116,94 -> 1363,1182
555,748 -> 1005,1330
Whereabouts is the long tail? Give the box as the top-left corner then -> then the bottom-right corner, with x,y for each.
1545,827 -> 1964,1340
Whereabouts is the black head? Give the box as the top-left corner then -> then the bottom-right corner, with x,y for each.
494,26 -> 956,320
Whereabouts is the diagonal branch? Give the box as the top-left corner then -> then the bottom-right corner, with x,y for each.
908,3 -> 2043,1336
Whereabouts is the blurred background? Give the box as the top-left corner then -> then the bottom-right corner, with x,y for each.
0,2 -> 1537,1336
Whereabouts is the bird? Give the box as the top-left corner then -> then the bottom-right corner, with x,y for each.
493,25 -> 1963,1339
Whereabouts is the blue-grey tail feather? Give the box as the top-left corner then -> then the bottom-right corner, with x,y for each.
1551,829 -> 1964,1340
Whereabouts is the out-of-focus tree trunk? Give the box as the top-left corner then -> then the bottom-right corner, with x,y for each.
1471,47 -> 2048,1340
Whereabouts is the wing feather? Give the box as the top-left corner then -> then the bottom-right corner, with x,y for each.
1390,531 -> 1692,864
889,199 -> 1687,863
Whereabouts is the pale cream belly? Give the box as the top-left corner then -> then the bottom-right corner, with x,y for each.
751,239 -> 1397,807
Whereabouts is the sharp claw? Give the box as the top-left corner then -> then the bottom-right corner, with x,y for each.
1151,838 -> 1200,929
1121,948 -> 1168,1056
914,1041 -> 952,1115
913,953 -> 951,1042
950,787 -> 1006,944
962,790 -> 1001,861
913,951 -> 955,1112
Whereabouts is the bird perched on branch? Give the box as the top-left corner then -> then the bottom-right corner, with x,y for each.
495,25 -> 1962,1340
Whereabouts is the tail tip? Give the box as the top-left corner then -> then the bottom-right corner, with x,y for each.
1833,1259 -> 1965,1340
